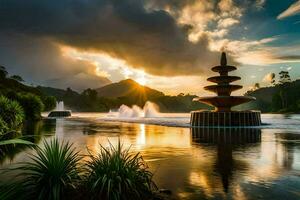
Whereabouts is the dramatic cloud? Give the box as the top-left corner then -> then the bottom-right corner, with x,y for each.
277,0 -> 300,19
176,0 -> 216,42
217,18 -> 239,28
209,37 -> 278,65
255,0 -> 265,10
0,33 -> 110,91
0,0 -> 221,77
146,0 -> 243,42
0,0 -> 298,94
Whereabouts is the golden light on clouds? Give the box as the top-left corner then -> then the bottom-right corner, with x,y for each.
53,0 -> 300,95
60,45 -> 147,81
277,0 -> 300,19
178,0 -> 215,42
2,0 -> 300,94
58,44 -> 214,95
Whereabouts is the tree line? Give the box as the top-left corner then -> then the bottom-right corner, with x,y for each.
246,70 -> 300,113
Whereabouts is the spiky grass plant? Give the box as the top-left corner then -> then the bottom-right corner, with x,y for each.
85,141 -> 157,200
17,139 -> 82,200
0,183 -> 25,200
0,96 -> 24,130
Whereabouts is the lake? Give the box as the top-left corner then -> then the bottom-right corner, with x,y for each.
1,113 -> 300,200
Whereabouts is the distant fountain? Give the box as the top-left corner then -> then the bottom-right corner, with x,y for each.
55,101 -> 64,111
48,101 -> 72,118
117,101 -> 160,118
144,101 -> 160,117
191,52 -> 261,126
118,105 -> 143,118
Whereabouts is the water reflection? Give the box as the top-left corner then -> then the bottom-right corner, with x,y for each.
0,119 -> 56,164
191,127 -> 261,193
136,124 -> 146,148
1,117 -> 300,199
191,127 -> 261,144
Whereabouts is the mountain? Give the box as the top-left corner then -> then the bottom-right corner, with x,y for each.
44,73 -> 111,92
96,79 -> 164,98
37,86 -> 80,100
38,79 -> 210,112
0,77 -> 43,96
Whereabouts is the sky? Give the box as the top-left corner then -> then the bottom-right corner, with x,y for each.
0,0 -> 300,95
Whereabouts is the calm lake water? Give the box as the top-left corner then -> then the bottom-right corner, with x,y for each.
1,113 -> 300,200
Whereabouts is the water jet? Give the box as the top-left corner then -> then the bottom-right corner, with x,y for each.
110,101 -> 160,118
191,52 -> 261,127
48,101 -> 72,118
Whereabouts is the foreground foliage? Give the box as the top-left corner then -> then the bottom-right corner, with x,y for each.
0,96 -> 35,162
16,139 -> 82,200
0,96 -> 24,131
2,139 -> 159,200
85,142 -> 157,200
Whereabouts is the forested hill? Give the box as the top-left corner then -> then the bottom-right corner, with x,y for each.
38,79 -> 211,112
0,66 -> 57,121
237,79 -> 300,113
96,79 -> 164,98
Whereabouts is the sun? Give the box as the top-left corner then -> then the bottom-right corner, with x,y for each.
136,71 -> 147,86
136,76 -> 147,86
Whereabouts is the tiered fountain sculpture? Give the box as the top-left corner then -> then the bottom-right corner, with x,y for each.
191,52 -> 261,126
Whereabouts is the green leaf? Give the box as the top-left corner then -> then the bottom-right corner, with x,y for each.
0,138 -> 34,146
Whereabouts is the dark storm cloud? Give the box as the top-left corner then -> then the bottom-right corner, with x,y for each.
0,33 -> 111,91
0,0 -> 219,76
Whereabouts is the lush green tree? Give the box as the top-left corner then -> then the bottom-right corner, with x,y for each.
297,100 -> 300,110
82,88 -> 98,100
277,71 -> 292,109
271,93 -> 282,112
10,75 -> 24,82
14,93 -> 44,120
279,71 -> 291,84
42,96 -> 56,111
0,96 -> 24,131
0,66 -> 8,79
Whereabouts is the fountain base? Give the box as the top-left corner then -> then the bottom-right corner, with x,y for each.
192,127 -> 261,144
190,110 -> 261,127
48,110 -> 72,118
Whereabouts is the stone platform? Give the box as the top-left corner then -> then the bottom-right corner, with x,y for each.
190,110 -> 261,127
48,110 -> 72,118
